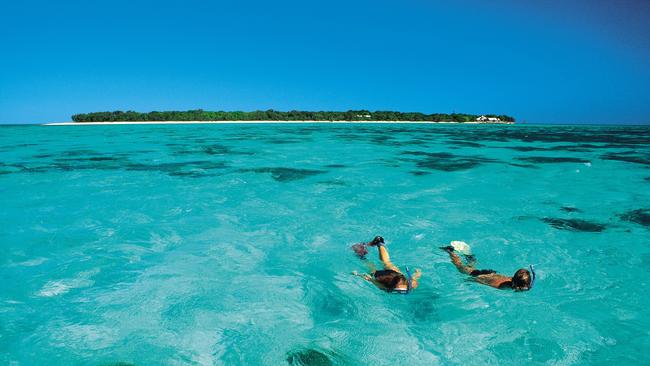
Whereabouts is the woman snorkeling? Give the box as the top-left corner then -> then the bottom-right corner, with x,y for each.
440,245 -> 535,291
352,236 -> 421,294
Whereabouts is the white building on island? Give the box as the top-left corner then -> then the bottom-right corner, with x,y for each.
476,115 -> 501,122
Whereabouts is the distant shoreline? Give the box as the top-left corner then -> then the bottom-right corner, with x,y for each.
45,120 -> 514,126
69,110 -> 515,124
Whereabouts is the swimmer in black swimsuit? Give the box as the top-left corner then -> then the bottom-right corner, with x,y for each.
352,236 -> 421,293
440,246 -> 533,291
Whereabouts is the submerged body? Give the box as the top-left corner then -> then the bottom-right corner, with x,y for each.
353,236 -> 421,293
440,245 -> 533,291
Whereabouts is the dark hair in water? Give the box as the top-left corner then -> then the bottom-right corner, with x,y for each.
374,269 -> 406,291
512,269 -> 532,291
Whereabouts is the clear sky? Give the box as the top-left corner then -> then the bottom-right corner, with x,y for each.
1,0 -> 649,124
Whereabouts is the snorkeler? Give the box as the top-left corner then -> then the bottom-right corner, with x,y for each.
440,244 -> 535,291
352,236 -> 421,294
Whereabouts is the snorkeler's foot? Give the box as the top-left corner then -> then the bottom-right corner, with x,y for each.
367,236 -> 385,247
439,245 -> 454,253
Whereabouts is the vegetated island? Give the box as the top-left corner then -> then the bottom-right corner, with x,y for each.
70,110 -> 515,123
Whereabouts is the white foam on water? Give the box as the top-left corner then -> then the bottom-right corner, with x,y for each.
37,281 -> 71,297
149,231 -> 182,252
13,257 -> 48,267
36,269 -> 100,297
31,224 -> 57,233
49,323 -> 117,351
309,234 -> 330,249
110,210 -> 154,225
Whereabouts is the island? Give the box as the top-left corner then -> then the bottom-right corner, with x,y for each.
70,110 -> 515,123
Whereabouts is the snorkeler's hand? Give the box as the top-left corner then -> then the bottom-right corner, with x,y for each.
413,269 -> 422,280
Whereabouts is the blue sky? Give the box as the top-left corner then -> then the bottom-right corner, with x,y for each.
1,0 -> 649,124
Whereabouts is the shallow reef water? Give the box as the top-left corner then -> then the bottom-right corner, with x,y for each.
540,217 -> 608,232
619,208 -> 650,227
1,123 -> 649,365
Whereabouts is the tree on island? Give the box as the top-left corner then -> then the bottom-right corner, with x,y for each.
71,110 -> 515,123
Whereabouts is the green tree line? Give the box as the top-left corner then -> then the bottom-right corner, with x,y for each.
71,110 -> 515,123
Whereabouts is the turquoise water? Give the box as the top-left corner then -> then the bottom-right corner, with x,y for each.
1,123 -> 649,365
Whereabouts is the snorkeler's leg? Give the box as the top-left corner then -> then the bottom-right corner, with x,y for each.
377,245 -> 400,272
446,250 -> 475,275
378,245 -> 390,263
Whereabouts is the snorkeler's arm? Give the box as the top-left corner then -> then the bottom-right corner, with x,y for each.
351,271 -> 373,281
353,271 -> 389,290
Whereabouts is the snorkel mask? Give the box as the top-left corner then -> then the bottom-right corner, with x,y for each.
388,266 -> 414,294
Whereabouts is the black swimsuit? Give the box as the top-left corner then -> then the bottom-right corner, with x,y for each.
469,269 -> 496,277
374,269 -> 401,278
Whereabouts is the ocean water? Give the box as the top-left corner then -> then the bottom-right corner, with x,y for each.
1,123 -> 649,365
